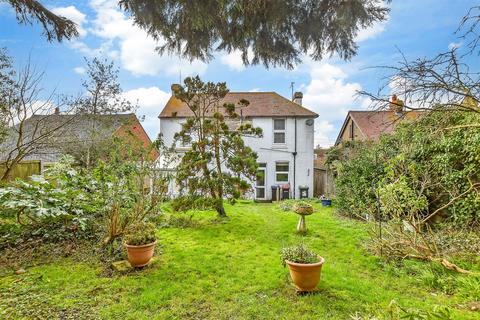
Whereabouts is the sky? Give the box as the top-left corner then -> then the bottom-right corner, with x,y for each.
0,0 -> 478,147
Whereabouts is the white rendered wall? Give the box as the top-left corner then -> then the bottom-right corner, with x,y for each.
159,116 -> 315,199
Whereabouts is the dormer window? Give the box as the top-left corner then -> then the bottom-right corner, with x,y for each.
273,118 -> 286,144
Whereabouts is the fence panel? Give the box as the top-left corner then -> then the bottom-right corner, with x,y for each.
0,161 -> 42,181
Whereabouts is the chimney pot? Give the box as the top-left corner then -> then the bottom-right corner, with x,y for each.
293,91 -> 303,105
389,94 -> 404,114
54,107 -> 60,115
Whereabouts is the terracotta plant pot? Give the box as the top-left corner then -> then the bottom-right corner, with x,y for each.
124,241 -> 157,267
285,257 -> 325,292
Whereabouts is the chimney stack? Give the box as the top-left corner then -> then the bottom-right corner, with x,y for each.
293,91 -> 303,105
389,94 -> 404,114
54,107 -> 60,115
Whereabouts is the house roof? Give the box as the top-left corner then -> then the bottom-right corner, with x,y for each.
0,113 -> 143,162
158,92 -> 318,118
335,110 -> 421,145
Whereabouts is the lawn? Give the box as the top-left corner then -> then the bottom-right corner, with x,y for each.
0,202 -> 478,319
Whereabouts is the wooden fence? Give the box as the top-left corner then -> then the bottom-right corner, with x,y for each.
313,168 -> 335,197
0,161 -> 42,181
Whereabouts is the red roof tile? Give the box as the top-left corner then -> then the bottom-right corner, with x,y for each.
336,111 -> 421,144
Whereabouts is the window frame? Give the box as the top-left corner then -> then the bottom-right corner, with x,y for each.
273,118 -> 286,145
255,163 -> 267,199
275,161 -> 290,183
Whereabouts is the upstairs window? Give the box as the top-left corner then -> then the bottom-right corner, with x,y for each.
275,161 -> 289,182
273,118 -> 286,144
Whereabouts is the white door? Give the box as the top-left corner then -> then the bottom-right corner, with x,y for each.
256,163 -> 267,200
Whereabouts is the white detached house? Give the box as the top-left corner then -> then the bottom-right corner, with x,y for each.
158,88 -> 318,201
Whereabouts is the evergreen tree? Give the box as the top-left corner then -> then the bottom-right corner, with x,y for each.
173,76 -> 262,217
120,0 -> 389,68
4,0 -> 78,42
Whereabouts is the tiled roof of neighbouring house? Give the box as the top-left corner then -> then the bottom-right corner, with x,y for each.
158,92 -> 318,118
336,110 -> 421,144
0,113 -> 139,162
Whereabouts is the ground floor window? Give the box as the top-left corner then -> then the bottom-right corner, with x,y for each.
256,163 -> 267,199
275,161 -> 289,183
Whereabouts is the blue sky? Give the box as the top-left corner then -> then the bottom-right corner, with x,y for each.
0,0 -> 477,146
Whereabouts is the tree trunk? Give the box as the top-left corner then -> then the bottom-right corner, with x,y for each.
1,161 -> 15,181
215,201 -> 227,217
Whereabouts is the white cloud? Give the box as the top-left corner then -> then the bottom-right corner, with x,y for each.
220,48 -> 254,72
314,120 -> 335,147
122,86 -> 171,139
68,0 -> 207,77
73,66 -> 86,75
448,41 -> 462,50
220,50 -> 245,71
51,6 -> 87,37
302,62 -> 369,147
304,63 -> 365,122
355,22 -> 386,42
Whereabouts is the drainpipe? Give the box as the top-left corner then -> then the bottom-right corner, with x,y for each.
293,117 -> 297,199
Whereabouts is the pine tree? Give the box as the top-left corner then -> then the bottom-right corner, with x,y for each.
120,0 -> 389,68
5,0 -> 78,42
173,76 -> 262,217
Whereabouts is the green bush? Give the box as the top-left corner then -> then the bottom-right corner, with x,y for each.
330,110 -> 480,224
281,243 -> 319,266
124,222 -> 157,246
0,157 -> 102,246
171,195 -> 219,212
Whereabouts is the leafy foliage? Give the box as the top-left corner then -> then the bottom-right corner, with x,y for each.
0,156 -> 101,246
330,110 -> 480,271
124,221 -> 156,246
281,243 -> 319,266
63,57 -> 137,168
172,76 -> 262,217
0,141 -> 166,247
120,0 -> 389,69
0,48 -> 15,143
92,142 -> 165,244
5,0 -> 78,42
330,110 -> 480,224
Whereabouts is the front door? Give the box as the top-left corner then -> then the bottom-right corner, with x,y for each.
256,163 -> 267,200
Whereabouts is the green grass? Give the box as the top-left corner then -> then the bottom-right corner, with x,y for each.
1,202 -> 479,319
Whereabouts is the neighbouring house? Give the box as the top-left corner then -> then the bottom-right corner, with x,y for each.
335,98 -> 421,145
158,87 -> 318,200
0,113 -> 158,180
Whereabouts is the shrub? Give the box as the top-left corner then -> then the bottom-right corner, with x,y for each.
330,111 -> 480,271
0,157 -> 102,244
171,195 -> 219,212
124,222 -> 157,246
281,243 -> 319,266
330,110 -> 480,224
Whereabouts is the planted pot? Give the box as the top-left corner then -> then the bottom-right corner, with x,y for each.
285,257 -> 325,292
124,222 -> 157,268
321,199 -> 332,206
124,241 -> 157,267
